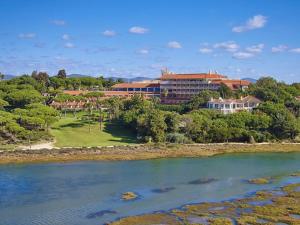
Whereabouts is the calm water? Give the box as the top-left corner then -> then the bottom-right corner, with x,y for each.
1,152 -> 300,225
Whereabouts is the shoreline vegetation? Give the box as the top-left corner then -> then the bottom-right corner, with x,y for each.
109,182 -> 300,225
1,142 -> 300,165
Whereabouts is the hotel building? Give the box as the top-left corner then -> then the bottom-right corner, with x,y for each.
159,71 -> 250,104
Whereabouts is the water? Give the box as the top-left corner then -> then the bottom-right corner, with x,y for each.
1,152 -> 300,225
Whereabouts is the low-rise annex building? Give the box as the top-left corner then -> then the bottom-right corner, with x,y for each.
207,96 -> 261,114
111,81 -> 160,98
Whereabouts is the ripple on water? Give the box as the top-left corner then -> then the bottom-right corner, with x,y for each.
86,210 -> 117,219
248,199 -> 272,206
187,216 -> 209,225
289,214 -> 300,219
151,187 -> 176,193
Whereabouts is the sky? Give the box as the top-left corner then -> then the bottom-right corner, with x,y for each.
0,0 -> 300,82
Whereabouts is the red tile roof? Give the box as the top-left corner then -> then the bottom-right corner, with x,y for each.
160,73 -> 227,80
63,90 -> 87,96
212,79 -> 251,85
112,82 -> 160,89
211,79 -> 251,90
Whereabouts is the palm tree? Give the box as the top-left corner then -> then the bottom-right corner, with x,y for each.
95,99 -> 105,131
84,102 -> 93,133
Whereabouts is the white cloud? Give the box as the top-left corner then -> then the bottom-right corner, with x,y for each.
102,30 -> 116,37
51,20 -> 66,26
232,15 -> 267,33
129,26 -> 149,34
271,45 -> 288,53
199,48 -> 213,54
167,41 -> 182,49
62,34 -> 70,40
233,52 -> 255,59
18,33 -> 36,39
214,41 -> 239,52
64,42 -> 75,48
290,48 -> 300,53
246,44 -> 264,53
137,49 -> 149,54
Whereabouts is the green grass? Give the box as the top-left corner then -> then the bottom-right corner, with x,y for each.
50,115 -> 137,147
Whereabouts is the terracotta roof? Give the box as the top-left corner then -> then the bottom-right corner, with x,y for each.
211,79 -> 251,90
112,82 -> 160,89
63,90 -> 87,96
160,73 -> 227,80
212,79 -> 251,86
208,96 -> 261,104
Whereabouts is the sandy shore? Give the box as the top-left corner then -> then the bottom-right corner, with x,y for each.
20,142 -> 55,150
1,142 -> 300,164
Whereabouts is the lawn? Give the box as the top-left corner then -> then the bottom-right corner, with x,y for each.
50,115 -> 137,147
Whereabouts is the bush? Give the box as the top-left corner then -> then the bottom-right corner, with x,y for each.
166,133 -> 191,144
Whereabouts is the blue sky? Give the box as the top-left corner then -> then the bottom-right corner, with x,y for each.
0,0 -> 300,82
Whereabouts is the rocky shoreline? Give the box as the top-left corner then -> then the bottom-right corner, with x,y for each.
1,143 -> 300,164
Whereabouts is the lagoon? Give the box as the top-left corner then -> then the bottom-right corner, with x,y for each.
1,152 -> 300,225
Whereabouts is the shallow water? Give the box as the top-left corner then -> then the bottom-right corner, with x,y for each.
1,152 -> 300,225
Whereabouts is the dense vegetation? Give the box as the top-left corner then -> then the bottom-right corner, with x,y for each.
1,71 -> 300,146
0,70 -> 122,144
117,77 -> 300,143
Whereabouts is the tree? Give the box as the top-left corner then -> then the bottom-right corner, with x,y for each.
218,83 -> 233,99
182,111 -> 212,143
57,69 -> 67,79
49,76 -> 66,89
103,96 -> 123,120
5,89 -> 44,108
25,103 -> 59,131
0,72 -> 4,81
31,71 -> 50,92
164,111 -> 180,133
137,109 -> 167,142
84,102 -> 94,133
187,90 -> 220,110
258,102 -> 300,139
0,99 -> 9,109
84,92 -> 105,130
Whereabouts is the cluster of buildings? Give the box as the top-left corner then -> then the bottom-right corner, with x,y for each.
51,70 -> 261,114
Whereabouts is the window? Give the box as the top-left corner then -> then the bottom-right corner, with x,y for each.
225,104 -> 230,109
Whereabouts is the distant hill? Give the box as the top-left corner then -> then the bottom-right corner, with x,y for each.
67,74 -> 91,78
107,76 -> 157,82
67,75 -> 153,82
242,78 -> 257,83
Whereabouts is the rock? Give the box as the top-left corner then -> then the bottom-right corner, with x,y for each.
248,177 -> 270,184
121,192 -> 138,201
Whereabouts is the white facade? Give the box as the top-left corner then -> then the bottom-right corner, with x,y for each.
207,97 -> 261,114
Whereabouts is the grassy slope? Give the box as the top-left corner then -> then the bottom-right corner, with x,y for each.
50,115 -> 137,147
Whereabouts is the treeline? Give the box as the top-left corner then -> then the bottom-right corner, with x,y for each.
0,69 -> 122,144
1,72 -> 300,145
106,77 -> 300,143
